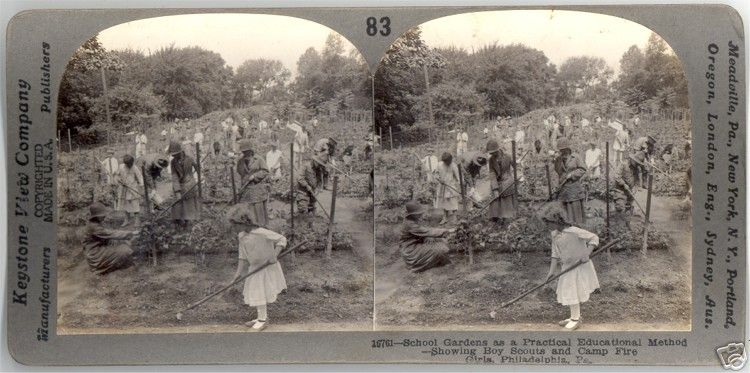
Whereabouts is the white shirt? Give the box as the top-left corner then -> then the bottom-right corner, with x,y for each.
585,148 -> 601,168
258,120 -> 268,131
514,129 -> 525,144
456,131 -> 468,144
160,129 -> 167,137
483,127 -> 489,135
193,132 -> 204,144
266,149 -> 283,170
580,118 -> 590,128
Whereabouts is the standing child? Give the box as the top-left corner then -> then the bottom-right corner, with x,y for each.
540,204 -> 600,331
227,205 -> 287,331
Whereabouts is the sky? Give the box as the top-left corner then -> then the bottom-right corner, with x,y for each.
418,10 -> 664,76
97,11 -> 670,77
98,14 -> 359,75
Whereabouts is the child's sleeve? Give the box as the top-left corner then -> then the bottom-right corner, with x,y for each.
256,228 -> 288,250
568,226 -> 600,246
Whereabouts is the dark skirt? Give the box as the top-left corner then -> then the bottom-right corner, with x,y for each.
85,243 -> 133,275
562,199 -> 585,224
400,239 -> 450,273
489,195 -> 515,219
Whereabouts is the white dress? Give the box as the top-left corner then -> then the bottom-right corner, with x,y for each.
551,227 -> 600,306
238,228 -> 288,307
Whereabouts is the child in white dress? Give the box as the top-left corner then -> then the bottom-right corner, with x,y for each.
540,204 -> 600,331
227,205 -> 287,331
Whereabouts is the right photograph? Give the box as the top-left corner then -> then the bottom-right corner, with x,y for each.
373,10 -> 692,331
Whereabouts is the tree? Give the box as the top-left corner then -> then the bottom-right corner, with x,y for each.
413,81 -> 487,127
471,43 -> 558,117
57,35 -> 123,133
374,27 -> 440,130
149,45 -> 233,119
557,56 -> 613,103
234,58 -> 290,104
88,83 -> 165,131
615,33 -> 688,111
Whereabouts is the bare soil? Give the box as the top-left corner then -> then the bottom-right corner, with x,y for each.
374,194 -> 691,331
57,193 -> 374,333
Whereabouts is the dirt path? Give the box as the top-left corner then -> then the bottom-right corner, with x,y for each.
634,191 -> 692,270
316,190 -> 374,263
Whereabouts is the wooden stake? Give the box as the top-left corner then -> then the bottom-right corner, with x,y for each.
289,143 -> 295,261
325,176 -> 339,260
140,164 -> 157,266
389,126 -> 394,150
511,140 -> 518,208
230,167 -> 237,204
67,128 -> 72,153
641,174 -> 653,256
458,164 -> 467,212
605,141 -> 611,263
545,163 -> 552,201
195,143 -> 202,199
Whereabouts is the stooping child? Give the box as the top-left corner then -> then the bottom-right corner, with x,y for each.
539,204 -> 600,331
226,204 -> 288,331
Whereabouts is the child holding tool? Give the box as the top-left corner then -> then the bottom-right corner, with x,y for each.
540,204 -> 600,331
227,204 -> 288,331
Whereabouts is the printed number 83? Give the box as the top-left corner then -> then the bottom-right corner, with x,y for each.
366,16 -> 391,36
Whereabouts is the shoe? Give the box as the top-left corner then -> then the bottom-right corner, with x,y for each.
252,319 -> 267,331
558,318 -> 571,326
564,319 -> 581,330
244,319 -> 259,328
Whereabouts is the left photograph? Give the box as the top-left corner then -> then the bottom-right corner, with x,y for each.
56,14 -> 374,333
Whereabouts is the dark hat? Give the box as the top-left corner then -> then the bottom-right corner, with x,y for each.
557,138 -> 571,151
89,202 -> 110,220
239,139 -> 254,153
122,154 -> 134,165
405,201 -> 427,218
647,135 -> 657,144
440,152 -> 453,163
167,141 -> 183,155
486,139 -> 500,154
155,158 -> 169,168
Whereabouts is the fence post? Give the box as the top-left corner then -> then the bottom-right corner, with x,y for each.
389,126 -> 394,150
641,174 -> 654,256
67,128 -> 72,153
195,143 -> 202,199
511,140 -> 518,208
545,163 -> 552,200
605,141 -> 611,263
325,176 -> 339,260
289,143 -> 296,262
230,166 -> 237,204
458,164 -> 467,212
140,164 -> 157,266
379,126 -> 383,148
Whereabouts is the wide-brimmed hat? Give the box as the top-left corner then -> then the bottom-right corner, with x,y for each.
89,202 -> 110,221
167,141 -> 183,155
557,138 -> 571,151
405,201 -> 427,218
239,139 -> 254,153
155,158 -> 169,168
646,135 -> 657,144
486,139 -> 500,154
